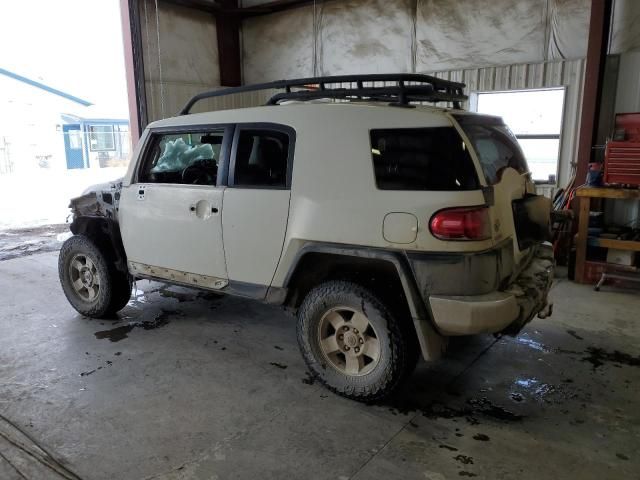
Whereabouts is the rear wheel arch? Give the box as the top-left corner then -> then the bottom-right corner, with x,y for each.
282,244 -> 446,362
285,250 -> 405,316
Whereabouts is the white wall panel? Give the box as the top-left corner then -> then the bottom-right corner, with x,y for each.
319,0 -> 412,75
140,0 -> 219,121
242,8 -> 314,84
415,0 -> 545,71
610,0 -> 640,54
546,0 -> 590,60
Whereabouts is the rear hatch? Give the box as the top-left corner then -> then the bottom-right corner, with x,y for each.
451,113 -> 551,273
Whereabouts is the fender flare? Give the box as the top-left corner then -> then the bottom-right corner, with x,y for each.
282,242 -> 446,360
70,216 -> 128,273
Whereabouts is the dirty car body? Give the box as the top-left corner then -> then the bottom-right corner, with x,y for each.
61,74 -> 554,402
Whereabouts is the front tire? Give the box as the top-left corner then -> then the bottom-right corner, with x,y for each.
58,235 -> 131,318
297,280 -> 417,402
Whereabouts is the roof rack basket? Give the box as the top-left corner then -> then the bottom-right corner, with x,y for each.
179,73 -> 467,115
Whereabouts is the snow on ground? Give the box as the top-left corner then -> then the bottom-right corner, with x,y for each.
0,167 -> 127,230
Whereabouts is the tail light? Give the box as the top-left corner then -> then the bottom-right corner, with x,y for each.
429,207 -> 491,240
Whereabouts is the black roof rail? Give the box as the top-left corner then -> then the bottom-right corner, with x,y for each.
178,73 -> 467,115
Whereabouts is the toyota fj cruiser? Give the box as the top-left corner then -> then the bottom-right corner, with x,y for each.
59,74 -> 554,401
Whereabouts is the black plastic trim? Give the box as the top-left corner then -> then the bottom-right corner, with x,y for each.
179,73 -> 467,114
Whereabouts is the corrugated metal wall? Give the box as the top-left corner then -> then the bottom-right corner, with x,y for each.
429,58 -> 586,187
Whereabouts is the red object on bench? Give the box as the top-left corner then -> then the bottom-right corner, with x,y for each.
604,113 -> 640,186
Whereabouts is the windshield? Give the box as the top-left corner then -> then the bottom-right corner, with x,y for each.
455,116 -> 529,185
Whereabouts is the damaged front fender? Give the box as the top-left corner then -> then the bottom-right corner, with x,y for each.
68,179 -> 128,273
69,178 -> 123,220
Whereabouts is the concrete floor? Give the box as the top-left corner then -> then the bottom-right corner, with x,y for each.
1,251 -> 638,480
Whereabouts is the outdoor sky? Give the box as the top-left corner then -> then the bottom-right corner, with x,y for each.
0,0 -> 128,118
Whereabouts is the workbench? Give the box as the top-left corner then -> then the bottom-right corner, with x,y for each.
574,186 -> 640,284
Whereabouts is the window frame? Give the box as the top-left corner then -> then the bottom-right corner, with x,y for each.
469,87 -> 566,185
88,124 -> 116,152
134,124 -> 234,187
227,123 -> 296,190
368,126 -> 481,192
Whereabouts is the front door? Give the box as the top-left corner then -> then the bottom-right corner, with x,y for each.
119,127 -> 232,288
63,124 -> 84,169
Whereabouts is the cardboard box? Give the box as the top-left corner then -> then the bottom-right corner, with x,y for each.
607,249 -> 636,266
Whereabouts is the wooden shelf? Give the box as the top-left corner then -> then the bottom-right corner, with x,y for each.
587,237 -> 640,252
575,186 -> 640,283
576,186 -> 640,199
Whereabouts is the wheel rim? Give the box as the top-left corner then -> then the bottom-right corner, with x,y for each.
318,306 -> 381,376
69,254 -> 100,302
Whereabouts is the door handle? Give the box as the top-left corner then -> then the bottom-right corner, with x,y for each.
190,202 -> 220,218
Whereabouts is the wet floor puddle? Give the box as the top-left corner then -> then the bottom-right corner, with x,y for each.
94,309 -> 182,342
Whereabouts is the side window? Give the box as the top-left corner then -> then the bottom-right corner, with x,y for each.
370,127 -> 479,191
138,130 -> 225,185
232,129 -> 290,188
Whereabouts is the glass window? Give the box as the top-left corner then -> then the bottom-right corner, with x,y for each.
370,127 -> 479,191
139,131 -> 224,186
233,130 -> 290,188
474,88 -> 565,183
68,130 -> 81,149
457,122 -> 529,186
88,125 -> 115,151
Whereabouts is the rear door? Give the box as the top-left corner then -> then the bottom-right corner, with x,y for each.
453,115 -> 551,266
221,124 -> 294,290
119,126 -> 232,288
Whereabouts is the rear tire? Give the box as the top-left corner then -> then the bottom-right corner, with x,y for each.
297,280 -> 418,402
58,235 -> 131,318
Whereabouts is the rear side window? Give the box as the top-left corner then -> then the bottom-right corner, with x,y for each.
370,128 -> 479,191
232,130 -> 290,188
456,121 -> 529,185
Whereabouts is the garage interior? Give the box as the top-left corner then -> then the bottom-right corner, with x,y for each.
1,0 -> 640,479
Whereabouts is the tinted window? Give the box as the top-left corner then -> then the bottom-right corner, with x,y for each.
456,120 -> 529,185
233,130 -> 290,188
370,128 -> 479,191
139,131 -> 224,185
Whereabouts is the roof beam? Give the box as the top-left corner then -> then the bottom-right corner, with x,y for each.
160,0 -> 334,17
216,0 -> 242,86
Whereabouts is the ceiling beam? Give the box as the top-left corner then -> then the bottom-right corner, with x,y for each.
160,0 -> 334,17
239,0 -> 319,16
161,0 -> 223,13
216,0 -> 242,86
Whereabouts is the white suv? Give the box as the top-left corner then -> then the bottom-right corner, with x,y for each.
58,74 -> 554,401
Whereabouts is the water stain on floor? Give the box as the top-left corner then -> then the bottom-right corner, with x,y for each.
94,309 -> 182,342
270,362 -> 288,370
386,395 -> 525,425
581,347 -> 640,370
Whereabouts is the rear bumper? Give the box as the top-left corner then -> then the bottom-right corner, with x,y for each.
428,243 -> 554,336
